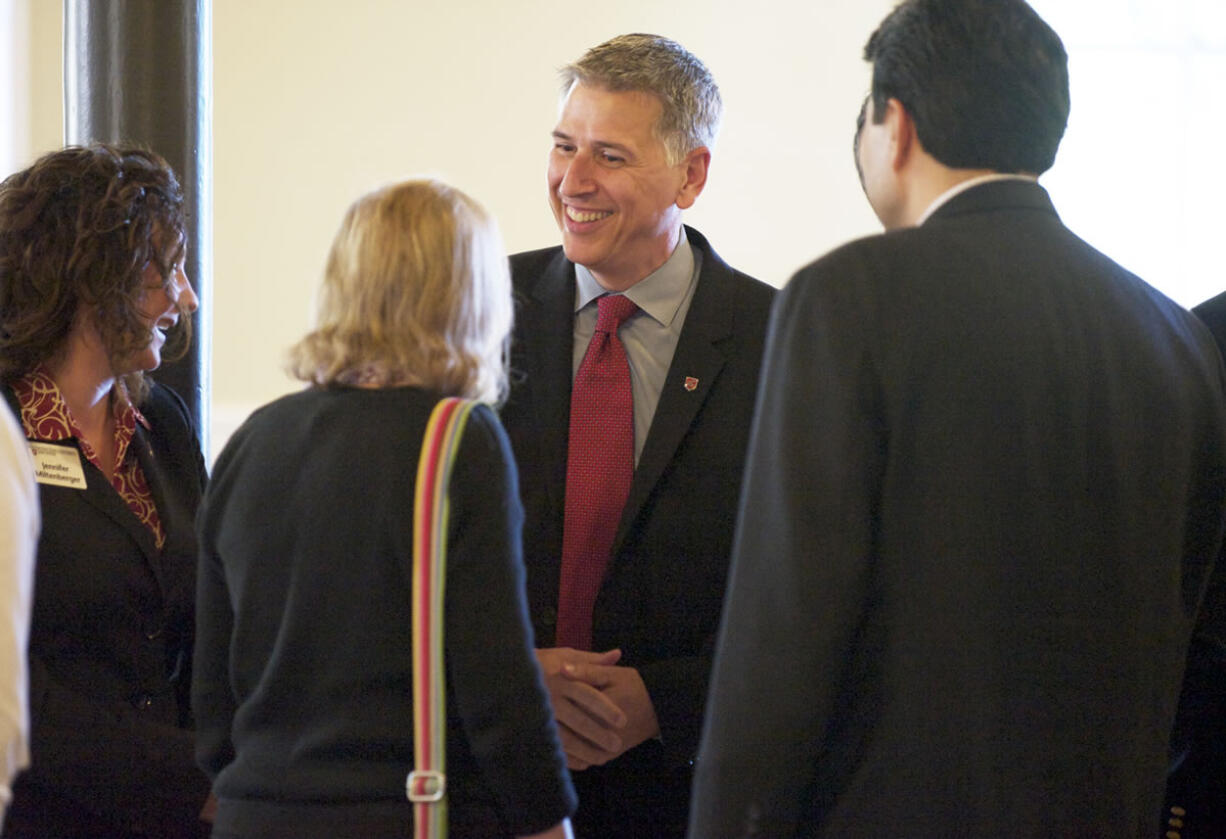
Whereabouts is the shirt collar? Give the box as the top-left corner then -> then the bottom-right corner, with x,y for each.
574,228 -> 696,328
13,367 -> 148,468
917,173 -> 1038,226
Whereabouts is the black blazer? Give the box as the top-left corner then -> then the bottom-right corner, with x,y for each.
691,180 -> 1226,838
1161,292 -> 1226,838
501,227 -> 774,836
2,382 -> 209,839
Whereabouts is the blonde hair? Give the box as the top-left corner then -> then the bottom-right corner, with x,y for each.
288,179 -> 511,403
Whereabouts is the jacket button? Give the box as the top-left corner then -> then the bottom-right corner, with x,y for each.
541,606 -> 557,628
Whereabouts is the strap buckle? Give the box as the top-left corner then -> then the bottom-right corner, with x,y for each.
406,769 -> 446,803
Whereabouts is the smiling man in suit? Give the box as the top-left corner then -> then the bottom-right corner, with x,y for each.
498,34 -> 774,838
690,1 -> 1226,836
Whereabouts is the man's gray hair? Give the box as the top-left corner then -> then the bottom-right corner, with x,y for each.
560,34 -> 723,165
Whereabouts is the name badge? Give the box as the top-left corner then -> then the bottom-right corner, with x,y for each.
30,442 -> 88,490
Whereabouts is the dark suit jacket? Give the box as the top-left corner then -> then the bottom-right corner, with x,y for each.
1161,292 -> 1226,837
501,227 -> 774,837
690,180 -> 1226,838
2,382 -> 209,839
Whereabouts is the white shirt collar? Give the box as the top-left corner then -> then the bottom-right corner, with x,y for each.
573,228 -> 695,327
917,173 -> 1038,226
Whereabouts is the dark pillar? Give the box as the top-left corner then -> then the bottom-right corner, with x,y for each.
64,0 -> 212,451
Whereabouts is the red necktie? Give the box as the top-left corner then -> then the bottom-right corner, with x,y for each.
555,294 -> 639,650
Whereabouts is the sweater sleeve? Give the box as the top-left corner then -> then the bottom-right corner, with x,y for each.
443,405 -> 576,834
191,432 -> 238,781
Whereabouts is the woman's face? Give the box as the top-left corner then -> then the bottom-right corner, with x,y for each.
124,251 -> 199,374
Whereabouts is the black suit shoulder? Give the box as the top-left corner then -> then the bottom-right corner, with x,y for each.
510,244 -> 565,273
509,245 -> 569,294
1169,293 -> 1226,839
142,381 -> 207,486
714,256 -> 774,317
143,380 -> 193,430
1195,290 -> 1226,353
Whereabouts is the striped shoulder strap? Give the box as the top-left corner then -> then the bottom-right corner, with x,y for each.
407,397 -> 478,839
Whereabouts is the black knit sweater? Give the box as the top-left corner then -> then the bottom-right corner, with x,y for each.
193,386 -> 575,838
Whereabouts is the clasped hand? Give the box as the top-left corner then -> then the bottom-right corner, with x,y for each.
534,647 -> 660,770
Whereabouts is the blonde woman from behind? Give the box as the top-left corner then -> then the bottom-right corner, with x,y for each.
193,179 -> 576,839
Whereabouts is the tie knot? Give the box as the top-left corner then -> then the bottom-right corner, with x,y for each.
595,294 -> 638,334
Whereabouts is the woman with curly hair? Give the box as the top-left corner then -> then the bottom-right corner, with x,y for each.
0,144 -> 210,838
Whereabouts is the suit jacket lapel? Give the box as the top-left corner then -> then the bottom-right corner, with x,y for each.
53,440 -> 166,597
130,421 -> 175,594
519,250 -> 577,524
3,384 -> 164,568
5,384 -> 172,595
613,229 -> 734,554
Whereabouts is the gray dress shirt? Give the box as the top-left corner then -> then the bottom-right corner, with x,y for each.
572,229 -> 702,465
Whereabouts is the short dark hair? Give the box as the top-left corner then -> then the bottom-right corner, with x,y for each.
0,144 -> 187,393
864,0 -> 1070,174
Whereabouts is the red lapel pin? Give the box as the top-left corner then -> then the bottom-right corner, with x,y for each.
684,376 -> 699,392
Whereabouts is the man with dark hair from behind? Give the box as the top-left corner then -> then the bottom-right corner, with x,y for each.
689,1 -> 1226,836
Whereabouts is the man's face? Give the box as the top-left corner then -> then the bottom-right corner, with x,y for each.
853,95 -> 869,187
547,82 -> 691,291
855,95 -> 902,230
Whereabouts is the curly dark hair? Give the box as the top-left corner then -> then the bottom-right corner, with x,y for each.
0,143 -> 190,396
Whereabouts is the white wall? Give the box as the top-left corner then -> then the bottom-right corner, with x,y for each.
208,0 -> 894,454
1030,0 -> 1226,308
0,0 -> 61,176
0,0 -> 26,172
4,1 -> 1224,459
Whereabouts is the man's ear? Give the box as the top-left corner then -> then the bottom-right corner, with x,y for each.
885,98 -> 916,172
675,147 -> 711,210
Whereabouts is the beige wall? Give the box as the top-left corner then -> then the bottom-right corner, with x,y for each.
7,1 -> 1222,458
0,0 -> 62,173
2,0 -> 894,456
208,0 -> 893,452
